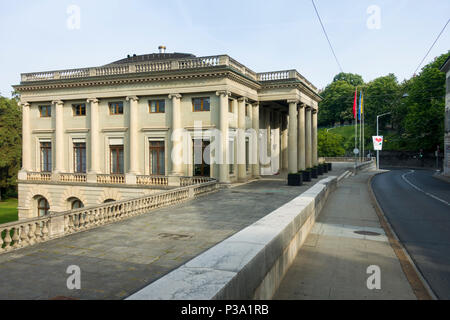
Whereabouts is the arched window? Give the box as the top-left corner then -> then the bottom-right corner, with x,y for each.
71,199 -> 84,209
103,199 -> 115,203
38,198 -> 50,216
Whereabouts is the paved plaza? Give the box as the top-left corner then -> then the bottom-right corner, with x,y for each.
0,164 -> 351,299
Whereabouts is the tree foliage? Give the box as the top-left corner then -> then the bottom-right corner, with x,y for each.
0,96 -> 22,199
318,130 -> 345,157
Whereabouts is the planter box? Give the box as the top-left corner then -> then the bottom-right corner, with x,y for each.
327,163 -> 332,171
311,168 -> 318,179
288,173 -> 303,186
322,163 -> 329,173
300,170 -> 311,182
317,165 -> 324,175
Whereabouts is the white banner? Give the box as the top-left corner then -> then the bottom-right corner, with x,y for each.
373,136 -> 383,151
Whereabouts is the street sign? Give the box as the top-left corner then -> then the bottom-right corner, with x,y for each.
353,148 -> 359,155
373,136 -> 383,150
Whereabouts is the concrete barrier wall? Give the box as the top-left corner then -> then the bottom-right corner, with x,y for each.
353,160 -> 376,174
127,176 -> 338,300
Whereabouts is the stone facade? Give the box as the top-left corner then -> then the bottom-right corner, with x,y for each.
441,57 -> 450,176
13,49 -> 322,219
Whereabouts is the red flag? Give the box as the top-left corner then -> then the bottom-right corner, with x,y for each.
352,88 -> 357,119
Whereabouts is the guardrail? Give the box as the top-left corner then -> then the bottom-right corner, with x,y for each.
0,180 -> 219,254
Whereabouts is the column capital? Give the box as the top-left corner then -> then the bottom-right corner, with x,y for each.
126,96 -> 139,102
312,109 -> 318,114
216,90 -> 231,98
305,106 -> 312,111
297,102 -> 305,108
251,101 -> 260,107
237,96 -> 248,103
52,100 -> 64,105
287,99 -> 299,105
19,101 -> 30,108
87,98 -> 99,104
168,93 -> 182,100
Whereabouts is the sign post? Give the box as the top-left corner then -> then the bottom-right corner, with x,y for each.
373,136 -> 383,170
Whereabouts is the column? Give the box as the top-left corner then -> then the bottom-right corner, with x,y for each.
237,97 -> 247,181
298,103 -> 306,171
288,100 -> 298,173
216,90 -> 230,183
52,100 -> 64,173
21,102 -> 31,172
87,98 -> 100,173
273,111 -> 280,173
126,96 -> 139,174
305,106 -> 312,168
169,93 -> 183,175
281,113 -> 288,170
312,108 -> 318,166
252,102 -> 260,177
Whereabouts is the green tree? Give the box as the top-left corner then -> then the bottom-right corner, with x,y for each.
318,80 -> 356,127
0,96 -> 22,200
333,73 -> 364,86
401,51 -> 450,151
318,130 -> 345,157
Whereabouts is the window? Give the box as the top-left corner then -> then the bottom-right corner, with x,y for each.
71,199 -> 84,209
192,97 -> 210,112
73,142 -> 86,173
110,145 -> 124,174
149,141 -> 165,175
38,197 -> 50,217
149,100 -> 165,113
109,102 -> 124,115
228,99 -> 233,113
39,105 -> 51,117
72,103 -> 86,116
40,142 -> 52,172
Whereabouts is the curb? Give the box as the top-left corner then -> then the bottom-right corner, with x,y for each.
367,171 -> 436,300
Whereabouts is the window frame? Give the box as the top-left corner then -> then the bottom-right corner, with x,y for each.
72,103 -> 86,116
39,105 -> 52,118
109,101 -> 124,115
40,142 -> 52,172
149,100 -> 165,113
192,97 -> 210,112
38,197 -> 50,216
149,140 -> 165,175
110,144 -> 124,174
73,142 -> 86,173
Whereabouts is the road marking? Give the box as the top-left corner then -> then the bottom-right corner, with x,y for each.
401,170 -> 450,206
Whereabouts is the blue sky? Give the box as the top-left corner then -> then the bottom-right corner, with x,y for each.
0,0 -> 449,97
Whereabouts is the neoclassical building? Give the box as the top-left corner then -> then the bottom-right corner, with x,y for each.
13,47 -> 321,219
441,56 -> 450,176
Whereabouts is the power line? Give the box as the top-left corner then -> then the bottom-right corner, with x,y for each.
311,0 -> 344,73
413,18 -> 450,76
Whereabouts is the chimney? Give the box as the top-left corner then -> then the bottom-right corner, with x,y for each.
158,45 -> 166,54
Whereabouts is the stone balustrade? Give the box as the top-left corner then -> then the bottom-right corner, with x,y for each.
0,180 -> 219,254
96,174 -> 125,184
27,172 -> 51,181
0,216 -> 51,253
59,173 -> 87,182
21,172 -> 216,187
136,175 -> 168,186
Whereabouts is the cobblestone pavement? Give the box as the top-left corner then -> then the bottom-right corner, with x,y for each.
0,164 -> 351,299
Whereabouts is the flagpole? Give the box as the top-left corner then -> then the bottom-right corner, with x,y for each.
362,112 -> 365,161
354,88 -> 357,167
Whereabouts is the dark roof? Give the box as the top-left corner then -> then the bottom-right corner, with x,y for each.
106,52 -> 196,65
440,55 -> 450,72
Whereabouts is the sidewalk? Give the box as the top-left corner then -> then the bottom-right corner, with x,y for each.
273,171 -> 416,300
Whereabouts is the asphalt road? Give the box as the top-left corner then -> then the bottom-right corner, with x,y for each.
372,169 -> 450,299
